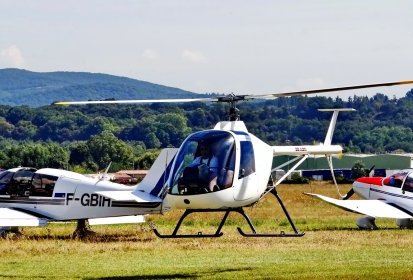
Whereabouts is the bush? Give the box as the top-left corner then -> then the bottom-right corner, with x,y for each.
283,173 -> 310,184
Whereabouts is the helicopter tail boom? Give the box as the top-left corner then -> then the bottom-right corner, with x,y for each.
272,108 -> 354,156
272,145 -> 342,156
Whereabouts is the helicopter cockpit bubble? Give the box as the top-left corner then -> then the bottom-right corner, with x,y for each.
169,130 -> 236,195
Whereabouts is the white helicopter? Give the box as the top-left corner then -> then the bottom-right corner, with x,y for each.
307,170 -> 413,230
1,81 -> 412,238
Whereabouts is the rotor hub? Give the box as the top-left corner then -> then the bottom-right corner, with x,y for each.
217,94 -> 246,121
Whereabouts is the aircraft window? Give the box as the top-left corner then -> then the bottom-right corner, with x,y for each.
239,141 -> 255,179
31,174 -> 58,197
402,173 -> 413,193
170,131 -> 235,195
9,168 -> 37,197
384,172 -> 408,189
0,171 -> 14,195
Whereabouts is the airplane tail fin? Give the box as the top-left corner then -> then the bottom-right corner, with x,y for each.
96,148 -> 178,203
132,148 -> 178,198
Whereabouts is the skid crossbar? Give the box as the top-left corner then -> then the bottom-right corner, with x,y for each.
150,189 -> 304,238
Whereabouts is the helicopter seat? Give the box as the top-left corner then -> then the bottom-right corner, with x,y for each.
178,164 -> 210,194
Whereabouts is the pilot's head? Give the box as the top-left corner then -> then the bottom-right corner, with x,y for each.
199,142 -> 211,158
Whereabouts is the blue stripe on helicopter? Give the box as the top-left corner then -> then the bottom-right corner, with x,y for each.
233,131 -> 249,136
54,193 -> 66,198
150,156 -> 175,197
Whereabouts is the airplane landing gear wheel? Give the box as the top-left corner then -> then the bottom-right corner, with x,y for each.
72,219 -> 96,239
0,227 -> 22,238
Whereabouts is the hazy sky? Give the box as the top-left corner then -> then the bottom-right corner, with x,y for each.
1,0 -> 413,97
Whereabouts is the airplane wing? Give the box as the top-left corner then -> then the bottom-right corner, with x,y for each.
89,215 -> 145,225
305,193 -> 413,219
0,208 -> 49,227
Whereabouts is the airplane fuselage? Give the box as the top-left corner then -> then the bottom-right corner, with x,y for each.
353,173 -> 413,216
0,168 -> 162,222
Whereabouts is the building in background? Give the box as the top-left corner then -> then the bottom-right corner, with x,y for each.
273,154 -> 413,180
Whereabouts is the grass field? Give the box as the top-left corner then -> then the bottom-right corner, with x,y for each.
1,182 -> 413,279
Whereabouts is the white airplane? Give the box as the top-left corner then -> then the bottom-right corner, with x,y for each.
1,80 -> 412,238
0,162 -> 172,237
307,171 -> 413,230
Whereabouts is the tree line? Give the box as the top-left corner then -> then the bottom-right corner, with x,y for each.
1,90 -> 413,172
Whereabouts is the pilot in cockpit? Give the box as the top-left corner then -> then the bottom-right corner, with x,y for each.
384,172 -> 407,188
190,142 -> 219,192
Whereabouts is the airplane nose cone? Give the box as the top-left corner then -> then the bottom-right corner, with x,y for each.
352,177 -> 384,199
355,177 -> 383,186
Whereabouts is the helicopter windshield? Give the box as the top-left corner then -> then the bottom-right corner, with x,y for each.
169,130 -> 235,195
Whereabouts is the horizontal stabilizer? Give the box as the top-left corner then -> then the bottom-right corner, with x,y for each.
96,190 -> 162,203
0,208 -> 49,227
305,193 -> 412,219
89,215 -> 145,225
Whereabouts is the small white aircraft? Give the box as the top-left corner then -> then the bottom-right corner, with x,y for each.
307,171 -> 413,230
0,165 -> 168,237
2,80 -> 412,238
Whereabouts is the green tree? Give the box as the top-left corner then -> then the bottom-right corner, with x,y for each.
144,132 -> 161,149
351,161 -> 366,179
86,131 -> 134,170
135,150 -> 160,169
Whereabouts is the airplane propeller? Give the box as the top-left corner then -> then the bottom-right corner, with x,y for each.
342,188 -> 355,200
367,165 -> 376,177
342,165 -> 376,200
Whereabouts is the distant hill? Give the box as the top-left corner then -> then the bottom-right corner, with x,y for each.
0,68 -> 203,107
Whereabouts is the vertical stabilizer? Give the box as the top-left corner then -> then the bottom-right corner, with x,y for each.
318,108 -> 355,145
133,148 -> 178,198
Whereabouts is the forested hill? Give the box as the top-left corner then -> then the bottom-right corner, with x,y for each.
1,80 -> 413,172
0,68 -> 203,106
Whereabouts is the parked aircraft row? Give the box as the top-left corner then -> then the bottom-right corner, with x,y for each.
1,80 -> 413,237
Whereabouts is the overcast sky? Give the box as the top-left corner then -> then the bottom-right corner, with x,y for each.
1,0 -> 413,97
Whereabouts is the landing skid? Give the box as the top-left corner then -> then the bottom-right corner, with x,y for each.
237,189 -> 304,237
150,189 -> 304,238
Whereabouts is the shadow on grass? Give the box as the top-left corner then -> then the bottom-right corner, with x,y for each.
308,226 -> 402,232
86,268 -> 253,280
3,233 -> 155,243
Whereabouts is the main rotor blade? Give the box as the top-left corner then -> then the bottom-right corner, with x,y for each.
54,80 -> 413,105
54,97 -> 215,105
251,80 -> 413,99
